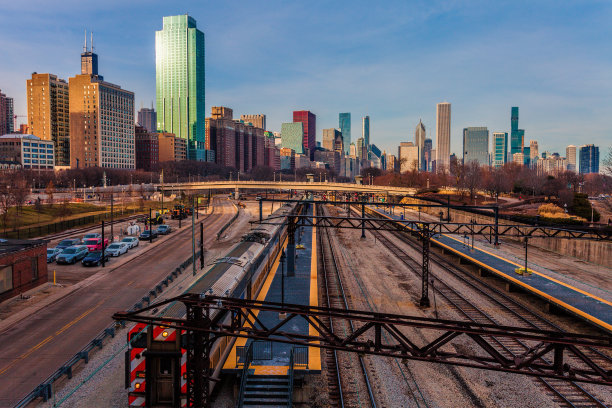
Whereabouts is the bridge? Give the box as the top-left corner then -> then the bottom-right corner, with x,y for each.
156,181 -> 419,196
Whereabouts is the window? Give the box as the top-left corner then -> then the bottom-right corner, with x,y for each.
0,265 -> 13,294
31,257 -> 39,280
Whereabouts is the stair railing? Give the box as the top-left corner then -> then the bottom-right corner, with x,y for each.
236,342 -> 254,408
287,347 -> 296,408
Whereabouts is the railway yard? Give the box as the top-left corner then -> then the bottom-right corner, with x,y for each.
0,194 -> 610,407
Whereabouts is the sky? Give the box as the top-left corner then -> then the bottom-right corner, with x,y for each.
1,0 -> 610,158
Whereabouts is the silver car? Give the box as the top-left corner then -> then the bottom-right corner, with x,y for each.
121,237 -> 139,249
105,242 -> 129,257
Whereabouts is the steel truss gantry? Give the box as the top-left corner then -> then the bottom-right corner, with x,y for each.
113,295 -> 612,408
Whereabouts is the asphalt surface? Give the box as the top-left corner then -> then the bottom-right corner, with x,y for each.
0,198 -> 235,407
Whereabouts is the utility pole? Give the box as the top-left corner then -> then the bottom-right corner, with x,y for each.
149,208 -> 153,244
110,192 -> 114,241
192,197 -> 196,276
101,220 -> 105,268
200,222 -> 204,269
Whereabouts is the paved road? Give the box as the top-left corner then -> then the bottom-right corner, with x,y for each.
0,198 -> 236,407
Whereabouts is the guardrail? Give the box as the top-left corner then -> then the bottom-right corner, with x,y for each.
14,249 -> 203,407
216,203 -> 240,240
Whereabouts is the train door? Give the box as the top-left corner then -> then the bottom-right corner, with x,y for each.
146,352 -> 181,407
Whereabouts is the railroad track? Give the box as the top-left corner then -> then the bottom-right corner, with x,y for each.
42,213 -> 143,241
317,204 -> 377,408
362,208 -> 611,408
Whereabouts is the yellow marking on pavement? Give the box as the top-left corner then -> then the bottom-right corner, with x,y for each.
127,280 -> 135,286
0,299 -> 105,376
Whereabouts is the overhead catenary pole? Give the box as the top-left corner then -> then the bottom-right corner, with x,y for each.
101,220 -> 105,268
192,197 -> 196,276
200,222 -> 204,269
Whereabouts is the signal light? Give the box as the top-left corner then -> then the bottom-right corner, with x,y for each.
135,383 -> 141,389
162,331 -> 169,337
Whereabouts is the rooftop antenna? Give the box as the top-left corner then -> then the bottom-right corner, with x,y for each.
83,29 -> 87,52
91,31 -> 94,52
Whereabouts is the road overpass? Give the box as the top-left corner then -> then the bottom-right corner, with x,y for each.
155,181 -> 419,196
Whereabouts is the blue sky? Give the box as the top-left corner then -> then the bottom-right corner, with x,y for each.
1,0 -> 610,157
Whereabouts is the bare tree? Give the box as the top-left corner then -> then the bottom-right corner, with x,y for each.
0,180 -> 15,234
57,198 -> 72,221
12,176 -> 29,216
45,181 -> 55,206
462,161 -> 482,201
603,147 -> 612,177
484,167 -> 511,202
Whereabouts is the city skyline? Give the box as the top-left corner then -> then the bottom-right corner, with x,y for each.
0,2 -> 611,157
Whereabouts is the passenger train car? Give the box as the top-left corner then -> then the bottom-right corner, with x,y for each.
126,202 -> 300,407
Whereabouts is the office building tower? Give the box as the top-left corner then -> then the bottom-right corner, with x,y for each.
415,119 -> 426,170
293,110 -> 316,160
536,154 -> 568,177
69,44 -> 135,169
27,73 -> 70,166
523,146 -> 531,167
135,125 -> 159,171
399,142 -> 419,172
463,127 -> 489,166
529,140 -> 539,162
513,153 -> 525,166
157,132 -> 187,162
423,138 -> 433,171
370,144 -> 382,160
566,145 -> 577,172
240,114 -> 266,130
5,97 -> 13,134
281,122 -> 305,156
323,128 -> 343,153
81,31 -> 101,78
510,107 -> 525,156
0,90 -> 13,135
492,132 -> 508,168
156,15 -> 206,160
436,102 -> 451,172
138,107 -> 157,133
579,144 -> 599,174
386,154 -> 397,172
339,113 -> 351,155
362,116 -> 370,156
356,137 -> 366,161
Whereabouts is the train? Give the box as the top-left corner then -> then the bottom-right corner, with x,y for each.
125,202 -> 300,407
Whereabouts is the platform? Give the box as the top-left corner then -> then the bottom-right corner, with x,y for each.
368,206 -> 612,334
223,206 -> 321,373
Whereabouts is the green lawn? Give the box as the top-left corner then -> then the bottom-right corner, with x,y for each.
2,203 -> 107,228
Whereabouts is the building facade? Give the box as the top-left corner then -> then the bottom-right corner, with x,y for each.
536,154 -> 568,176
399,142 -> 419,172
135,126 -> 159,171
138,107 -> 157,133
293,110 -> 316,160
240,114 -> 266,130
322,128 -> 343,153
0,90 -> 13,135
156,15 -> 206,160
462,127 -> 489,166
157,132 -> 187,162
362,116 -> 370,157
436,102 -> 451,172
423,138 -> 433,171
415,119 -> 426,170
529,140 -> 539,163
281,122 -> 305,155
339,113 -> 351,155
566,145 -> 577,172
492,132 -> 507,168
0,134 -> 54,170
510,107 -> 525,157
0,239 -> 48,302
26,73 -> 70,166
579,144 -> 599,174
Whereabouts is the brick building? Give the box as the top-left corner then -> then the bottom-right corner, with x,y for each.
293,110 -> 316,160
0,239 -> 48,302
157,132 -> 187,162
135,125 -> 159,171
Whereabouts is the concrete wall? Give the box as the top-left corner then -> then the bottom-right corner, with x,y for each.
400,197 -> 612,268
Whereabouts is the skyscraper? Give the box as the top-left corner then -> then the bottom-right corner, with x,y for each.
492,132 -> 508,168
281,122 -> 305,155
156,15 -> 206,160
362,116 -> 370,156
423,138 -> 433,171
27,73 -> 71,166
240,114 -> 266,130
323,128 -> 342,153
398,142 -> 419,172
436,102 -> 451,172
415,119 -> 426,170
339,113 -> 351,155
69,40 -> 135,169
463,127 -> 489,166
529,140 -> 539,164
566,145 -> 577,172
510,107 -> 525,156
293,110 -> 316,159
138,107 -> 157,133
579,145 -> 599,174
0,90 -> 13,135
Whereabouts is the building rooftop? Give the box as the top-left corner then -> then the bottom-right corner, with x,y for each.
0,134 -> 41,140
0,239 -> 47,256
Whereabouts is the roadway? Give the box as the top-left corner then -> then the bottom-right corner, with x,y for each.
0,198 -> 236,407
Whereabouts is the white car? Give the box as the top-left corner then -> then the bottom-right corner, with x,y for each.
105,242 -> 129,257
121,237 -> 139,249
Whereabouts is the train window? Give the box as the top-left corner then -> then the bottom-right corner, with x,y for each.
130,332 -> 147,348
159,357 -> 173,375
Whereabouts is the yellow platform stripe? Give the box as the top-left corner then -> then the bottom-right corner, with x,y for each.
308,211 -> 320,370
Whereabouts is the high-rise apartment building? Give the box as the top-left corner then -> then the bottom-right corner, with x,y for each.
27,73 -> 70,166
510,107 -> 525,156
0,90 -> 13,135
322,128 -> 343,153
134,125 -> 159,171
356,137 -> 366,161
292,110 -> 316,160
492,132 -> 508,168
513,152 -> 525,166
156,15 -> 206,160
138,107 -> 157,133
339,113 -> 351,155
362,116 -> 370,156
463,127 -> 489,166
436,102 -> 451,172
566,145 -> 577,172
579,144 -> 599,174
399,142 -> 419,172
415,119 -> 426,170
157,132 -> 187,162
69,44 -> 135,169
529,140 -> 539,165
240,114 -> 266,130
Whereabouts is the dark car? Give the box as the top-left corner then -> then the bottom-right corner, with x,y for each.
81,250 -> 110,267
139,230 -> 158,240
56,245 -> 89,264
56,238 -> 81,250
155,225 -> 172,235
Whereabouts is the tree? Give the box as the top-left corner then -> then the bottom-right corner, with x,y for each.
57,198 -> 73,221
0,178 -> 15,233
603,147 -> 612,176
483,167 -> 512,201
12,176 -> 29,216
45,181 -> 55,205
462,162 -> 482,201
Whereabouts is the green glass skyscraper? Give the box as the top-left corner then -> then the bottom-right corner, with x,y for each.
156,15 -> 207,161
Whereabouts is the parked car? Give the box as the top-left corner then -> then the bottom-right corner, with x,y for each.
121,237 -> 139,249
56,238 -> 81,251
81,250 -> 110,267
155,225 -> 172,235
47,247 -> 62,263
56,245 -> 89,264
139,230 -> 158,240
83,233 -> 102,240
106,242 -> 129,257
83,237 -> 109,251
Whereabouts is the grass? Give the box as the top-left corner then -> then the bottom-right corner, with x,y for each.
2,203 -> 107,229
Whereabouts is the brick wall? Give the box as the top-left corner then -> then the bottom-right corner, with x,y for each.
0,243 -> 48,302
